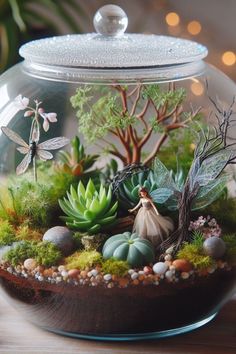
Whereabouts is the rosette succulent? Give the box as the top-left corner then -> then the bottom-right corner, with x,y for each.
56,136 -> 98,176
116,170 -> 157,210
59,179 -> 118,234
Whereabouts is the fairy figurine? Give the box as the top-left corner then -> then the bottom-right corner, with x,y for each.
129,187 -> 174,247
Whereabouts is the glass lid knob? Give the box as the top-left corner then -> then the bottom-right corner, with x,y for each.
93,4 -> 128,36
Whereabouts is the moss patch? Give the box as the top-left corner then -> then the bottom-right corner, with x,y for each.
0,220 -> 16,246
101,258 -> 129,276
177,242 -> 215,270
65,250 -> 102,270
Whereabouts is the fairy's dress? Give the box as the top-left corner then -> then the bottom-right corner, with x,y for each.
133,198 -> 174,246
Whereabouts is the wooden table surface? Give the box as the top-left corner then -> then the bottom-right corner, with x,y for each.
0,294 -> 235,354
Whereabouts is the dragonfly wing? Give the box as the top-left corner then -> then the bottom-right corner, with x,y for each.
17,146 -> 29,154
16,153 -> 31,175
38,137 -> 70,150
37,149 -> 53,161
1,127 -> 28,148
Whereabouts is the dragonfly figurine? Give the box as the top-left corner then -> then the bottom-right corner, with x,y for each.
1,126 -> 69,178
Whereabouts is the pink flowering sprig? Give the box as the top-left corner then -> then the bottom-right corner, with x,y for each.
189,215 -> 222,239
14,95 -> 57,138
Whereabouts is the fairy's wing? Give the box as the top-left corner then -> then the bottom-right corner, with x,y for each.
38,137 -> 69,151
17,146 -> 29,155
1,127 -> 28,148
16,152 -> 31,175
37,149 -> 53,161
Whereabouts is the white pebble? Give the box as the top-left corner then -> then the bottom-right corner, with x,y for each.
166,246 -> 175,255
87,271 -> 93,278
56,276 -> 62,282
7,267 -> 13,273
103,274 -> 112,281
153,262 -> 168,275
164,254 -> 172,261
61,270 -> 68,277
181,272 -> 190,279
38,275 -> 44,281
128,269 -> 135,275
91,269 -> 98,277
131,272 -> 139,280
58,265 -> 65,272
138,270 -> 145,275
165,270 -> 174,280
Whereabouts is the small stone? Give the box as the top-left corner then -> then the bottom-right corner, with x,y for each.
132,279 -> 139,285
172,259 -> 192,272
138,270 -> 145,275
56,276 -> 62,283
103,273 -> 112,281
107,282 -> 114,288
24,258 -> 37,271
87,271 -> 93,278
68,269 -> 80,278
203,237 -> 226,259
181,272 -> 190,279
91,269 -> 98,277
38,275 -> 44,281
43,268 -> 53,277
143,266 -> 152,274
128,269 -> 135,275
80,270 -> 87,279
43,226 -> 74,256
165,270 -> 174,280
164,254 -> 172,262
118,278 -> 129,288
166,246 -> 175,255
61,270 -> 68,277
153,262 -> 168,275
131,272 -> 139,280
58,265 -> 66,272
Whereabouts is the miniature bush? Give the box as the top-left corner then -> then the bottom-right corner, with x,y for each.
177,242 -> 215,270
0,220 -> 16,246
101,258 -> 129,277
222,234 -> 236,264
4,241 -> 62,267
16,225 -> 42,242
65,250 -> 102,270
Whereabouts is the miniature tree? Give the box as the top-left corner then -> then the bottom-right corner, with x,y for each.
71,83 -> 200,166
155,97 -> 236,252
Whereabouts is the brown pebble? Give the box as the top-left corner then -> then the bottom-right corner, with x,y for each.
68,269 -> 80,278
132,279 -> 139,286
172,259 -> 192,272
138,274 -> 145,281
118,278 -> 129,288
43,268 -> 53,277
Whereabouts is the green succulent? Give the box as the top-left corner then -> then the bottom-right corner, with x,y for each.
117,170 -> 157,210
59,179 -> 118,234
56,136 -> 98,176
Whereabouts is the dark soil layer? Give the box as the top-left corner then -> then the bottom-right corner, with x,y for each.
0,268 -> 235,335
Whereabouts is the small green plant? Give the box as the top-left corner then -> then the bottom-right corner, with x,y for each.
222,234 -> 236,264
101,258 -> 129,277
4,240 -> 62,267
190,230 -> 205,247
56,136 -> 98,176
0,220 -> 16,246
59,179 -> 118,234
65,250 -> 102,270
177,242 -> 215,270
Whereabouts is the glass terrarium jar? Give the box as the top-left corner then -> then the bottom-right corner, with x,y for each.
0,5 -> 235,341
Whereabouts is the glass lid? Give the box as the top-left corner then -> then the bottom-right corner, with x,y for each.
18,4 -> 208,83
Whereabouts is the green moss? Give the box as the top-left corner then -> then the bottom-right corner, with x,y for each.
0,220 -> 16,246
101,258 -> 129,276
65,250 -> 102,270
177,242 -> 215,270
3,240 -> 62,267
222,234 -> 236,264
191,230 -> 204,247
203,197 -> 236,233
34,242 -> 62,267
4,241 -> 36,266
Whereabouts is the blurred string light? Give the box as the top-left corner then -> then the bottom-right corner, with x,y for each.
187,21 -> 202,35
165,12 -> 180,26
221,51 -> 236,66
190,79 -> 204,96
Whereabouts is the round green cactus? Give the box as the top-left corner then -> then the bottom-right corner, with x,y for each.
117,170 -> 157,210
59,179 -> 118,234
102,232 -> 155,267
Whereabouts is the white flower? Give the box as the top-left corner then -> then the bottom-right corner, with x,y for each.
14,95 -> 29,110
38,108 -> 57,132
